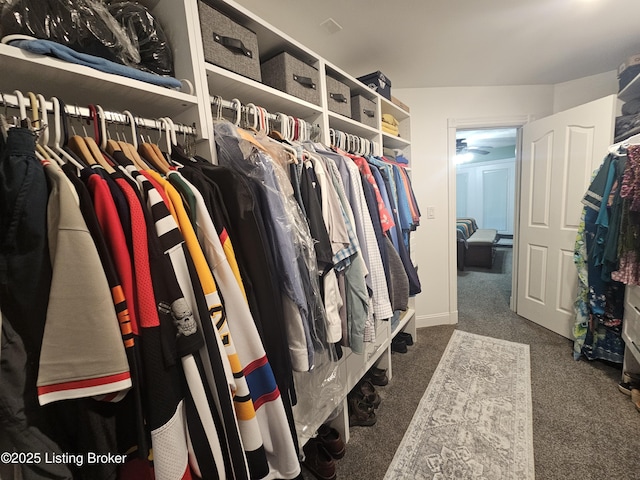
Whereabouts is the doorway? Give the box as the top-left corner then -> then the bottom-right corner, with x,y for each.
455,127 -> 519,310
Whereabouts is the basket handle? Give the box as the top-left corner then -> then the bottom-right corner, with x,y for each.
213,33 -> 253,58
330,93 -> 347,103
293,74 -> 316,89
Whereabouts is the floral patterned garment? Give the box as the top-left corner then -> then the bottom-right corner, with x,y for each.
574,162 -> 625,363
573,208 -> 590,360
612,145 -> 640,285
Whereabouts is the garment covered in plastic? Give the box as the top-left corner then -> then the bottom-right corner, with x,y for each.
0,0 -> 140,66
213,119 -> 342,436
107,2 -> 174,76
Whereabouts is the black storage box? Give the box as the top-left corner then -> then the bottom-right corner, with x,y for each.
351,95 -> 377,128
326,75 -> 351,117
357,71 -> 392,100
198,1 -> 262,82
261,52 -> 321,106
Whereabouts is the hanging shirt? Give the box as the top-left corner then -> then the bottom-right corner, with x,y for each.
347,154 -> 395,233
332,150 -> 394,328
118,156 -> 245,480
178,158 -> 298,431
38,160 -> 131,405
179,172 -> 301,480
214,122 -> 316,371
323,155 -> 370,353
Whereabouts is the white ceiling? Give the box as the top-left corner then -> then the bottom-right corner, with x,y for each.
234,0 -> 640,88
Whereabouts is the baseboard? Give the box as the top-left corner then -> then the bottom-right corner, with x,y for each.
416,311 -> 458,328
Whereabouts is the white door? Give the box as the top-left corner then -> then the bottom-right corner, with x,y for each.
516,95 -> 616,339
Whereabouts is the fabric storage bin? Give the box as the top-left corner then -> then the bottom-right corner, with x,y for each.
326,75 -> 351,117
357,71 -> 392,100
198,1 -> 262,82
351,95 -> 377,128
261,52 -> 321,106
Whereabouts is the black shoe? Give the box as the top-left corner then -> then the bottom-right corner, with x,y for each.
619,381 -> 639,396
348,396 -> 376,427
365,366 -> 389,386
316,424 -> 346,459
358,380 -> 381,408
391,337 -> 407,353
302,439 -> 337,480
397,331 -> 414,346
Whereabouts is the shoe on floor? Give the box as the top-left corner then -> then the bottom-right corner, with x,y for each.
358,379 -> 381,408
350,387 -> 380,410
302,438 -> 337,480
391,336 -> 407,353
348,396 -> 377,427
365,366 -> 389,386
316,424 -> 346,459
623,371 -> 640,383
397,331 -> 414,346
619,381 -> 639,396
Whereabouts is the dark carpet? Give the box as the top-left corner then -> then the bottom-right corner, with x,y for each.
305,247 -> 640,480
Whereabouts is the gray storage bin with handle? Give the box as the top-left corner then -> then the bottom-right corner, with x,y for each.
261,52 -> 321,106
351,95 -> 377,128
198,0 -> 262,82
326,75 -> 351,117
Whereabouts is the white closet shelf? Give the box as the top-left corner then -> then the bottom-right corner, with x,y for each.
324,62 -> 380,102
328,111 -> 380,138
380,96 -> 411,120
205,63 -> 323,120
391,308 -> 416,339
618,73 -> 640,102
344,327 -> 391,393
212,0 -> 321,67
0,43 -> 197,118
623,330 -> 640,365
382,132 -> 411,149
292,359 -> 348,445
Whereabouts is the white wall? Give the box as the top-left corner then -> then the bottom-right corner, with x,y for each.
553,70 -> 618,113
394,85 -> 554,327
456,158 -> 516,235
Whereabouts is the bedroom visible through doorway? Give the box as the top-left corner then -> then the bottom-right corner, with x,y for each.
455,127 -> 517,305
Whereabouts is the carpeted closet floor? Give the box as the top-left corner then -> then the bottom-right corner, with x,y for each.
303,247 -> 640,480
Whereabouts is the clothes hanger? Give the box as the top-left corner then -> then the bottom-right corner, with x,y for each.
150,118 -> 172,167
270,112 -> 289,141
211,95 -> 224,123
84,105 -> 115,173
138,118 -> 171,174
25,91 -> 48,162
33,93 -> 67,167
235,103 -> 269,153
231,98 -> 242,127
97,104 -> 122,157
0,93 -> 13,140
243,103 -> 259,134
50,97 -> 85,170
13,90 -> 29,129
67,105 -> 99,168
120,110 -> 149,170
159,117 -> 173,156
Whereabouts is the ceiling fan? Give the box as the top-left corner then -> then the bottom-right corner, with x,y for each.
456,138 -> 492,155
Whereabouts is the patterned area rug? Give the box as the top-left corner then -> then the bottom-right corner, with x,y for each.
384,330 -> 534,480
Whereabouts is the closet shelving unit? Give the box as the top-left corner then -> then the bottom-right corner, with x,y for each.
618,73 -> 640,103
0,0 -> 213,154
195,0 -> 416,443
0,0 -> 417,450
618,75 -> 640,380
